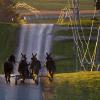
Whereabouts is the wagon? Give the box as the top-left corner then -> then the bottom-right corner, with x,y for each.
14,73 -> 39,85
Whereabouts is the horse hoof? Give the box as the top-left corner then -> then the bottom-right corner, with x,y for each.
8,80 -> 10,83
21,80 -> 25,84
32,77 -> 35,80
49,77 -> 53,82
35,80 -> 38,85
15,80 -> 17,85
6,81 -> 8,84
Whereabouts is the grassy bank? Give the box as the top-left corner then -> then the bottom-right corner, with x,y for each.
50,72 -> 100,100
0,23 -> 19,73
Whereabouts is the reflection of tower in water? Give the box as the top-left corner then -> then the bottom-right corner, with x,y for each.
15,24 -> 53,73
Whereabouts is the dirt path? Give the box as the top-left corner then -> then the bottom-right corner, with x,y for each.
41,76 -> 53,100
0,75 -> 43,100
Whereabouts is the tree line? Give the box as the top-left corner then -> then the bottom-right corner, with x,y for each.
0,0 -> 18,22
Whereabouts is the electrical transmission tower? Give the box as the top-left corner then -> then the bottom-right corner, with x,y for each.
73,0 -> 80,24
73,0 -> 80,71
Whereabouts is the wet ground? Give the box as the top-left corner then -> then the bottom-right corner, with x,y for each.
0,75 -> 43,100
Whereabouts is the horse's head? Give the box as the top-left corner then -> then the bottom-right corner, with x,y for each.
21,53 -> 27,61
46,52 -> 52,60
31,53 -> 37,61
32,53 -> 37,56
8,54 -> 16,64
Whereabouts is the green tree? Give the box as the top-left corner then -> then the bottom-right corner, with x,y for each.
0,0 -> 18,22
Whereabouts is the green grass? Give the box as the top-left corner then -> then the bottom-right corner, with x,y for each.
0,23 -> 19,73
52,40 -> 76,72
54,28 -> 98,36
15,0 -> 95,10
53,41 -> 73,56
55,60 -> 75,73
52,31 -> 97,72
53,41 -> 75,72
51,72 -> 100,100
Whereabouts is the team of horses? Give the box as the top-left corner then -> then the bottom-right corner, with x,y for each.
4,53 -> 56,84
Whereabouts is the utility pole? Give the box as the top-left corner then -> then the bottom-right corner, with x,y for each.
72,0 -> 80,71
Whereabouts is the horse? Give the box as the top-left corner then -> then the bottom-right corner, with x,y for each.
18,54 -> 29,83
30,53 -> 41,85
4,55 -> 16,83
30,53 -> 37,78
46,54 -> 56,81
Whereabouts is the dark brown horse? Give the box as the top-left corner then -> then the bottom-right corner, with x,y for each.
18,54 -> 29,83
4,55 -> 16,83
46,53 -> 56,80
30,53 -> 41,85
30,53 -> 37,77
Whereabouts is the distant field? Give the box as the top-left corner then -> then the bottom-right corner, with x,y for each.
53,40 -> 96,72
15,0 -> 95,10
50,72 -> 100,100
53,27 -> 98,72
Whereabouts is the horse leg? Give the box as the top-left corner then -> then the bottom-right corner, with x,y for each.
21,77 -> 25,83
49,70 -> 52,78
5,73 -> 8,83
35,74 -> 39,85
32,74 -> 35,81
48,70 -> 53,82
21,73 -> 25,83
8,74 -> 10,83
32,69 -> 35,80
22,73 -> 25,83
51,72 -> 53,79
51,70 -> 54,79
